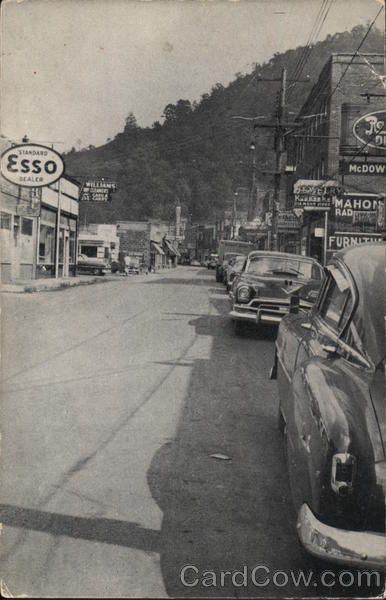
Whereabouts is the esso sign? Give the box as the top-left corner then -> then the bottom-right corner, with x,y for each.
0,143 -> 65,187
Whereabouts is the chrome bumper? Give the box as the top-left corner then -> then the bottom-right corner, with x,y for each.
298,503 -> 386,571
229,305 -> 284,325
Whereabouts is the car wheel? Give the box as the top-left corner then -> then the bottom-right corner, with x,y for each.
234,320 -> 244,335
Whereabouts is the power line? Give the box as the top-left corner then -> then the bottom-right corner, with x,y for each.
328,4 -> 384,102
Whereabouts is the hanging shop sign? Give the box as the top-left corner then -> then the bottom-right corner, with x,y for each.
339,159 -> 386,176
332,193 -> 383,227
353,110 -> 386,152
293,179 -> 341,211
277,210 -> 302,230
0,143 -> 65,188
80,180 -> 117,202
340,104 -> 386,156
328,231 -> 383,251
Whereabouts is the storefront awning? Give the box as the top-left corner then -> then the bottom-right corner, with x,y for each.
163,238 -> 180,257
151,241 -> 165,255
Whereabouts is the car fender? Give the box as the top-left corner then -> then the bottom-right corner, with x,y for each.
291,358 -> 381,518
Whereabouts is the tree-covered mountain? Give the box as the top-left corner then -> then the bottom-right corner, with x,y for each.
64,25 -> 383,225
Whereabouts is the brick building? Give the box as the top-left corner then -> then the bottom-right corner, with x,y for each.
286,53 -> 385,262
116,220 -> 180,270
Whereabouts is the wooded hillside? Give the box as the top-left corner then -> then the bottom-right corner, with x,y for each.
64,25 -> 383,225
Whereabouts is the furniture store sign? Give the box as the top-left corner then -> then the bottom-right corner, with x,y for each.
328,231 -> 383,251
0,143 -> 65,187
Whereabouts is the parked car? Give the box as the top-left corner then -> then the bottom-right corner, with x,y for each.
225,255 -> 246,292
207,253 -> 219,269
190,259 -> 201,267
230,251 -> 323,332
217,252 -> 242,283
271,243 -> 385,570
77,254 -> 108,276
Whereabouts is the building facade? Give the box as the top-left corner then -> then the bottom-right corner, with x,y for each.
285,53 -> 385,262
78,224 -> 119,263
116,220 -> 180,270
0,136 -> 80,282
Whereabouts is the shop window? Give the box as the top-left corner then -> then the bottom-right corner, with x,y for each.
81,245 -> 97,258
39,224 -> 55,263
40,207 -> 56,224
21,218 -> 33,236
0,212 -> 11,230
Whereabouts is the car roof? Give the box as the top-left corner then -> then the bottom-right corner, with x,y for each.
247,250 -> 318,263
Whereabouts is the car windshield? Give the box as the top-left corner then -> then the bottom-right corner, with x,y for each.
246,256 -> 322,280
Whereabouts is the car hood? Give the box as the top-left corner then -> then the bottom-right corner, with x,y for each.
78,258 -> 107,266
238,273 -> 321,303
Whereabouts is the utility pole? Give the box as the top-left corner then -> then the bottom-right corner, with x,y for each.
248,141 -> 257,221
271,68 -> 287,251
253,70 -> 309,251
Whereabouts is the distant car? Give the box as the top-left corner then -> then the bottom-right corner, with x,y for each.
77,254 -> 108,276
271,243 -> 386,570
190,259 -> 201,267
230,251 -> 323,332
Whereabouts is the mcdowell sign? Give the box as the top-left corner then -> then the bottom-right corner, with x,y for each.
340,160 -> 386,176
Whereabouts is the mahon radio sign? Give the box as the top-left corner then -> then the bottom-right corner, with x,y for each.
353,110 -> 386,152
0,143 -> 65,187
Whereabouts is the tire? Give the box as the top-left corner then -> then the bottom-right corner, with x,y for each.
234,320 -> 244,335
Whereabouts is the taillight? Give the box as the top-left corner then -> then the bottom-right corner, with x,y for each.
331,453 -> 356,496
237,285 -> 251,303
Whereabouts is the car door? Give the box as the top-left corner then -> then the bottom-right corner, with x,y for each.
286,263 -> 356,511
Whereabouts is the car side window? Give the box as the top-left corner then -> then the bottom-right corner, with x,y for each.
318,273 -> 353,333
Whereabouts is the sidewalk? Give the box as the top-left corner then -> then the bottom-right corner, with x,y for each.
0,274 -> 123,294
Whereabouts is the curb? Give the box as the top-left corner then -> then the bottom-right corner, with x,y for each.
0,269 -> 179,294
0,276 -> 123,294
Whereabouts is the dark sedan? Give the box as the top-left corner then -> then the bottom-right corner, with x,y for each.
272,242 -> 385,570
229,251 -> 323,332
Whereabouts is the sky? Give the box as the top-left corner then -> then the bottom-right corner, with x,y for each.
1,0 -> 384,151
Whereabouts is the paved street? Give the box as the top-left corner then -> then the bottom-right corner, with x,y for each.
0,268 -> 379,598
